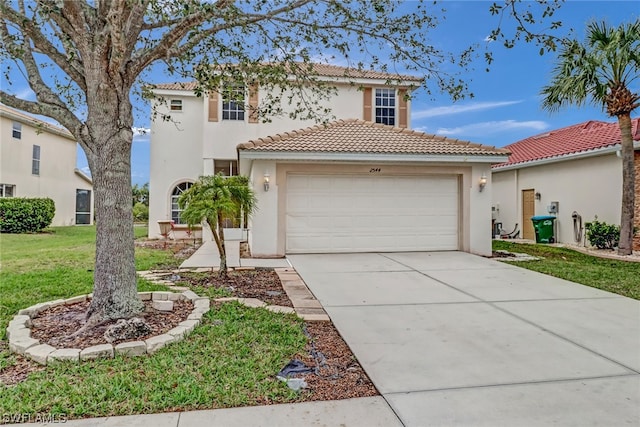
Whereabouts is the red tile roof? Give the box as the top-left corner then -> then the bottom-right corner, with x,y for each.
238,119 -> 509,157
154,63 -> 422,91
494,118 -> 640,168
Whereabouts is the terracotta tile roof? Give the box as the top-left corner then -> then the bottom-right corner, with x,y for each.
237,119 -> 509,157
495,118 -> 640,168
153,63 -> 422,91
153,81 -> 199,91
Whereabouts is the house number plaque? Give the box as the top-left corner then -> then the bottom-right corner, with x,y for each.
369,168 -> 381,173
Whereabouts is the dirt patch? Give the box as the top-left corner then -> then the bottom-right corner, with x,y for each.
135,239 -> 199,260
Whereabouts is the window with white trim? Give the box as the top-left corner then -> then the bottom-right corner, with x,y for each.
75,189 -> 92,224
170,99 -> 183,111
12,122 -> 21,139
32,145 -> 40,175
171,182 -> 193,224
214,159 -> 237,176
222,85 -> 245,121
0,184 -> 15,197
375,88 -> 396,125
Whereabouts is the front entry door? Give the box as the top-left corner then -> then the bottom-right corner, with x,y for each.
522,189 -> 535,240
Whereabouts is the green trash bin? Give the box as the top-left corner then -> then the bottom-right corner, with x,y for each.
531,215 -> 556,243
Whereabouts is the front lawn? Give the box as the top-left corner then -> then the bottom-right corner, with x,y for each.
493,240 -> 640,300
0,226 -> 307,418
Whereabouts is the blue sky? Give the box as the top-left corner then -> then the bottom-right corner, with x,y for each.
4,1 -> 639,185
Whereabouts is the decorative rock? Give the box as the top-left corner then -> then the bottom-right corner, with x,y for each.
64,295 -> 87,305
152,300 -> 174,311
237,298 -> 267,308
104,318 -> 152,343
152,291 -> 172,301
145,334 -> 174,354
48,348 -> 81,363
182,290 -> 200,301
47,299 -> 66,309
80,344 -> 114,361
193,299 -> 210,310
168,286 -> 190,292
167,292 -> 182,301
9,337 -> 40,355
266,305 -> 296,315
25,344 -> 56,365
9,315 -> 31,328
178,319 -> 199,334
18,302 -> 50,316
166,326 -> 189,340
114,341 -> 147,357
6,325 -> 30,340
215,297 -> 239,303
138,292 -> 153,301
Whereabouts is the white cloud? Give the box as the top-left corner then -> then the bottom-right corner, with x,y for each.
412,100 -> 523,119
436,120 -> 549,136
132,127 -> 150,137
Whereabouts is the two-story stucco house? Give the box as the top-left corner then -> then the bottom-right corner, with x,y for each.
0,104 -> 93,226
149,64 -> 509,257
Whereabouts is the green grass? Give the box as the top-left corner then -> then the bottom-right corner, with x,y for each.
0,226 -> 308,417
493,241 -> 640,300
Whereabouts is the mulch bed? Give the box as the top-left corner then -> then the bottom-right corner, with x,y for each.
29,299 -> 194,348
178,270 -> 293,307
2,269 -> 379,402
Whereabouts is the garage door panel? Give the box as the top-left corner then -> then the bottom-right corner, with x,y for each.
286,174 -> 459,253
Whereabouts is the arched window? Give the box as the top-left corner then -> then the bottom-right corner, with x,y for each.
170,182 -> 193,224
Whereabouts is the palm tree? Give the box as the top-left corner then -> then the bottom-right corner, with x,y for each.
541,20 -> 640,255
179,174 -> 256,277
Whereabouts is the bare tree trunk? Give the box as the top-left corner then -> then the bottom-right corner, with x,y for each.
617,114 -> 635,256
84,94 -> 143,323
215,213 -> 228,278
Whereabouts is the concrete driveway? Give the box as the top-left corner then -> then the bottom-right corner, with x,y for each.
288,252 -> 640,426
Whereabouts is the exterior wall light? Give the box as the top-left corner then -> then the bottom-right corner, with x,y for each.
479,174 -> 487,192
535,192 -> 541,200
263,173 -> 270,192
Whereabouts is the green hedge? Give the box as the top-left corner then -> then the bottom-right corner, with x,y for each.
0,197 -> 55,233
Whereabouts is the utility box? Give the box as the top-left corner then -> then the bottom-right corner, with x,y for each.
531,215 -> 556,243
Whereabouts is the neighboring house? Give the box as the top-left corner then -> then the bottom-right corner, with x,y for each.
149,63 -> 509,256
492,119 -> 640,250
0,104 -> 93,226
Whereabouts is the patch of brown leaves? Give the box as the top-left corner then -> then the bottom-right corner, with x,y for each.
30,299 -> 194,349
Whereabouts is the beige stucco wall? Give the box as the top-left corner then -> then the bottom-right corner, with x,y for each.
148,94 -> 204,238
245,160 -> 493,257
492,153 -> 623,245
1,113 -> 93,226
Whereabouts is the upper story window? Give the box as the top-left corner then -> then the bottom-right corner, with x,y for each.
0,184 -> 15,197
171,181 -> 193,224
32,145 -> 41,176
170,99 -> 183,111
214,159 -> 237,176
12,122 -> 21,139
222,85 -> 245,121
375,88 -> 396,125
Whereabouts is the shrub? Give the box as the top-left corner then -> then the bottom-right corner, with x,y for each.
133,202 -> 149,222
0,198 -> 55,233
585,218 -> 620,250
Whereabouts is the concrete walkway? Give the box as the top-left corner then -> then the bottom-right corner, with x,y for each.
179,240 -> 290,269
288,251 -> 640,426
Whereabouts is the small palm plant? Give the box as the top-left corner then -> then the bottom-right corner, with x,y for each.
178,174 -> 256,277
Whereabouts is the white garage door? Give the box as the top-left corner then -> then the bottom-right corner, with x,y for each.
286,174 -> 459,253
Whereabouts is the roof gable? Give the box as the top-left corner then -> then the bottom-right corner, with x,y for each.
237,119 -> 509,157
495,118 -> 640,168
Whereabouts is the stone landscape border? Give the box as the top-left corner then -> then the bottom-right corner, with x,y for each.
7,266 -> 328,366
7,290 -> 210,366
